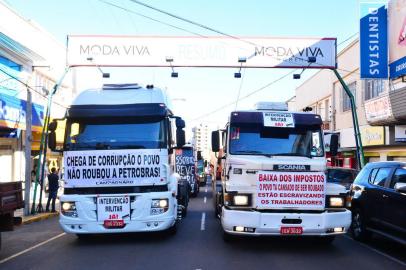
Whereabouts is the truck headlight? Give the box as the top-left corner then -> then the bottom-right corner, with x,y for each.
329,196 -> 344,207
233,195 -> 249,206
61,202 -> 78,217
151,199 -> 169,215
151,199 -> 168,208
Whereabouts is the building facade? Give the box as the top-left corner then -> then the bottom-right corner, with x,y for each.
0,2 -> 74,183
192,123 -> 210,161
293,39 -> 406,168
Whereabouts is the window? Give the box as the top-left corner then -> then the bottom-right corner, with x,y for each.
369,168 -> 379,184
390,168 -> 406,188
342,82 -> 356,112
370,168 -> 392,187
65,118 -> 167,150
365,80 -> 384,100
229,124 -> 324,157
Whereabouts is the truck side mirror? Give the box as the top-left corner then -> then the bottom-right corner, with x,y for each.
212,130 -> 220,152
330,134 -> 339,157
48,120 -> 57,131
176,129 -> 185,148
48,131 -> 57,151
175,118 -> 185,129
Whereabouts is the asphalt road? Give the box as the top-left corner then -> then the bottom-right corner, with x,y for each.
1,179 -> 405,270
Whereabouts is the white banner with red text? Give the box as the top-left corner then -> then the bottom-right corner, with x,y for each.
257,171 -> 326,210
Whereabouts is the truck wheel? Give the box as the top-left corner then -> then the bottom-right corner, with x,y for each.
222,231 -> 234,242
351,208 -> 371,241
317,236 -> 336,244
76,234 -> 91,240
166,223 -> 177,236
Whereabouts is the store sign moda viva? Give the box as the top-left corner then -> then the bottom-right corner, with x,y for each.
64,149 -> 167,187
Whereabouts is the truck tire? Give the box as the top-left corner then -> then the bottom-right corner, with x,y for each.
351,208 -> 371,241
222,231 -> 234,242
76,234 -> 91,240
166,223 -> 177,236
316,236 -> 336,244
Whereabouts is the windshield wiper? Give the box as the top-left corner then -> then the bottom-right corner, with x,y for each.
233,150 -> 263,154
269,153 -> 313,158
233,151 -> 276,158
113,145 -> 146,149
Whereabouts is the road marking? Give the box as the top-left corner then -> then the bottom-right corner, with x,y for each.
204,196 -> 207,203
0,232 -> 66,265
343,235 -> 406,267
205,188 -> 207,193
200,213 -> 206,231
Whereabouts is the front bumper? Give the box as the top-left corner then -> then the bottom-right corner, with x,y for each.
60,216 -> 175,234
221,207 -> 351,236
59,192 -> 177,234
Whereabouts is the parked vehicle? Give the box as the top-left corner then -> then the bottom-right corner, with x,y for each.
48,83 -> 186,236
211,102 -> 351,243
350,161 -> 406,245
0,181 -> 24,249
327,167 -> 359,191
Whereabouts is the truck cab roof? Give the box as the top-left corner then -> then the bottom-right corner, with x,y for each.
67,84 -> 173,118
72,84 -> 172,108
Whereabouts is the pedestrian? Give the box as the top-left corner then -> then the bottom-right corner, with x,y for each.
45,167 -> 59,212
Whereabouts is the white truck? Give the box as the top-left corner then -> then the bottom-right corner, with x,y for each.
47,83 -> 186,236
211,102 -> 351,243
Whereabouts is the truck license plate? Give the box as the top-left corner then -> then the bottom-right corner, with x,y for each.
103,219 -> 125,228
97,196 -> 130,226
280,227 -> 303,235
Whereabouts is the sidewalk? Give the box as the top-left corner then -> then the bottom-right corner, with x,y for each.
15,186 -> 61,225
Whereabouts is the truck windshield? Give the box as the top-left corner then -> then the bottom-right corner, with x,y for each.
229,124 -> 324,157
65,117 -> 167,150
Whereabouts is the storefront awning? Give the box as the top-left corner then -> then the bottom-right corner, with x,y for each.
0,32 -> 45,63
0,92 -> 44,132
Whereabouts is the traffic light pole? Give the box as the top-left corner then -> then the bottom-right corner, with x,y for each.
333,69 -> 365,169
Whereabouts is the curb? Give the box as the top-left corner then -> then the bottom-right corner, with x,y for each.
22,212 -> 59,225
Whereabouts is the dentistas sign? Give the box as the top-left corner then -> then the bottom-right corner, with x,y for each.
360,2 -> 388,78
63,149 -> 167,187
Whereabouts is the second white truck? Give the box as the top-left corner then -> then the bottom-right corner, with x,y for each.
212,102 -> 351,243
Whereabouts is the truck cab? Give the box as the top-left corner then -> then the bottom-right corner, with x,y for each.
48,83 -> 185,235
212,102 -> 351,242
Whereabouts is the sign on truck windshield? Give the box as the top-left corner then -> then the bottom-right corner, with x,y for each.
229,124 -> 324,157
65,118 -> 167,150
64,149 -> 167,187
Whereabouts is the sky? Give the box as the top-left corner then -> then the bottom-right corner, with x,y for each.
4,0 -> 360,136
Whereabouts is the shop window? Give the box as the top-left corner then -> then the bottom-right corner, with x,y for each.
364,80 -> 384,100
342,82 -> 356,112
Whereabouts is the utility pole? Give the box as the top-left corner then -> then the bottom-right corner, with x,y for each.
24,89 -> 32,216
333,69 -> 365,169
